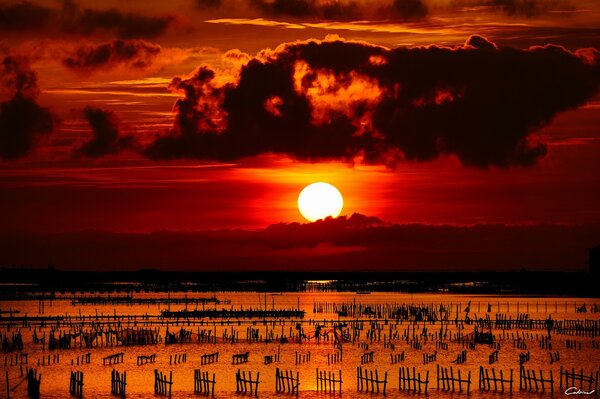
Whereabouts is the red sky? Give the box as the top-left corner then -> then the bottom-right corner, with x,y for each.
1,0 -> 599,271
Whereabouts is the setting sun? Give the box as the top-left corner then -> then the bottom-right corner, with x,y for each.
298,182 -> 344,222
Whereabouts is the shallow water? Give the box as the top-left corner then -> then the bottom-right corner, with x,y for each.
2,292 -> 599,398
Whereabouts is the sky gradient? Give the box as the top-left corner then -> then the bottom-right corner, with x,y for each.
1,0 -> 599,271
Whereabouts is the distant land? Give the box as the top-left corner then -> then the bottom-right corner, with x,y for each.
1,268 -> 598,297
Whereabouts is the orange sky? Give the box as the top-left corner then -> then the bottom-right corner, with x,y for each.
0,0 -> 599,270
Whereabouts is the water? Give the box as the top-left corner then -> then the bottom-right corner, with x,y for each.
2,292 -> 599,398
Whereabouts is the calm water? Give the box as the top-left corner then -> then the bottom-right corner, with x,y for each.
2,292 -> 599,398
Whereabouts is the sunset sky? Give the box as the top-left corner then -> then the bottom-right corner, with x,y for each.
1,0 -> 599,271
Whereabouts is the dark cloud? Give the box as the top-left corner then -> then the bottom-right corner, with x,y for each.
76,106 -> 138,158
249,0 -> 422,21
197,0 -> 573,21
145,36 -> 600,168
195,0 -> 223,9
485,0 -> 574,17
63,39 -> 161,72
0,0 -> 175,39
385,0 -> 428,20
0,1 -> 54,33
0,57 -> 56,160
0,216 -> 597,271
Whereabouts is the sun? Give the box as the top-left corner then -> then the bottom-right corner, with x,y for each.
298,182 -> 344,222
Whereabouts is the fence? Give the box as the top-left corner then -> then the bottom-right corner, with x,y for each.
423,350 -> 437,364
275,368 -> 300,395
235,370 -> 260,396
103,352 -> 124,366
4,353 -> 28,366
479,366 -> 513,393
560,366 -> 598,396
37,354 -> 60,366
566,339 -> 582,350
232,352 -> 249,365
170,353 -> 186,365
436,341 -> 448,350
391,351 -> 405,364
452,349 -> 467,364
201,352 -> 219,365
137,354 -> 156,365
398,366 -> 429,394
357,367 -> 387,395
110,369 -> 126,397
327,349 -> 342,365
316,368 -> 343,394
437,365 -> 471,393
519,351 -> 530,365
264,346 -> 281,365
295,351 -> 311,365
520,365 -> 554,393
194,370 -> 216,396
360,351 -> 374,364
154,370 -> 173,396
69,371 -> 84,397
71,353 -> 90,366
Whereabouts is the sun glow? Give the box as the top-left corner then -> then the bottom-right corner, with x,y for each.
298,182 -> 344,222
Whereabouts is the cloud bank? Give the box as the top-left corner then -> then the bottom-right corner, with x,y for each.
0,215 -> 597,271
145,36 -> 600,167
198,0 -> 572,20
0,0 -> 175,38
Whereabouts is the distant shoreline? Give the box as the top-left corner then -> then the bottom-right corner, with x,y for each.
0,268 -> 598,297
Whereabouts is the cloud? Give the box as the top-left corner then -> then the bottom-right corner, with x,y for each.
196,0 -> 223,9
0,57 -> 56,160
76,106 -> 138,158
145,36 -> 600,167
250,0 -> 364,21
484,0 -> 574,17
0,215 -> 597,271
193,0 -> 429,21
63,39 -> 161,72
0,0 -> 175,39
195,0 -> 574,21
385,0 -> 428,20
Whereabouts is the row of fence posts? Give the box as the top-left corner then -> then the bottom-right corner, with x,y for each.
37,353 -> 59,366
201,352 -> 218,365
71,353 -> 90,366
295,350 -> 311,365
235,370 -> 260,396
194,370 -> 216,396
111,369 -> 126,397
3,364 -> 600,397
102,352 -> 124,365
275,368 -> 299,395
357,366 -> 388,395
169,353 -> 186,365
7,306 -> 600,328
4,353 -> 28,366
69,370 -> 83,397
232,351 -> 249,364
154,370 -> 172,396
327,349 -> 342,365
317,368 -> 343,393
264,346 -> 280,365
136,353 -> 156,365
